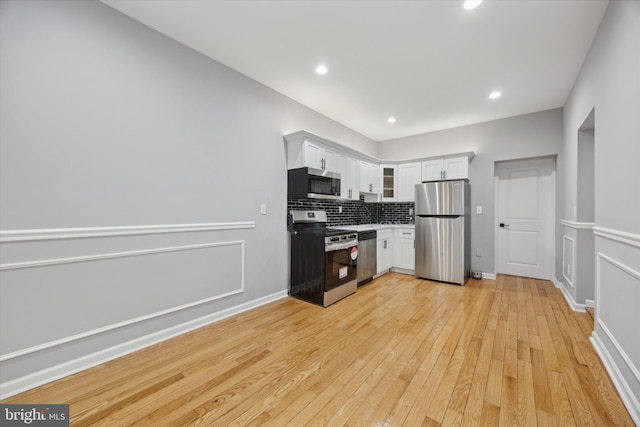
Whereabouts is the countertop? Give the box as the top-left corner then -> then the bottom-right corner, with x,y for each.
341,223 -> 415,232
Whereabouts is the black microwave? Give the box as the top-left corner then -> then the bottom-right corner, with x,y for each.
288,167 -> 341,200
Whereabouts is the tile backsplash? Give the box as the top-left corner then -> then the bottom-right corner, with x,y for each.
288,196 -> 415,228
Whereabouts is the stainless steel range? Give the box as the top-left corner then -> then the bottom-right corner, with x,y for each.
289,210 -> 358,307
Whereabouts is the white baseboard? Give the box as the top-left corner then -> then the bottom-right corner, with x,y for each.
552,277 -> 586,312
591,332 -> 640,425
482,272 -> 497,280
390,267 -> 415,276
0,290 -> 287,400
585,299 -> 595,308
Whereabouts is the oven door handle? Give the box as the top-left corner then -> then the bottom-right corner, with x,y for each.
325,242 -> 358,252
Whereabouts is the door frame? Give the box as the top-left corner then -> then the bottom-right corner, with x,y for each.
493,156 -> 556,280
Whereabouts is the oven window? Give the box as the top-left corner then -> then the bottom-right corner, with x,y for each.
325,247 -> 357,291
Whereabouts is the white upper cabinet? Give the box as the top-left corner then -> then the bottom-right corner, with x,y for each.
286,134 -> 338,173
303,141 -> 336,172
286,132 -> 473,198
421,159 -> 445,181
380,164 -> 397,202
421,156 -> 468,181
359,161 -> 380,194
397,162 -> 422,201
443,157 -> 468,179
337,154 -> 360,200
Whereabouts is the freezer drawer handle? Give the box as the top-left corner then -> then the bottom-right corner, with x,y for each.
499,223 -> 510,228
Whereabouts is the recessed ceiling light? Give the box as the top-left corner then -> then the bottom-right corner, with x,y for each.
489,91 -> 502,99
463,0 -> 482,10
387,117 -> 396,124
315,65 -> 328,75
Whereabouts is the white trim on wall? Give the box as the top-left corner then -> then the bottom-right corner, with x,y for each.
595,251 -> 640,383
593,226 -> 640,249
592,249 -> 640,425
0,221 -> 256,243
591,333 -> 640,426
552,277 -> 586,313
0,241 -> 244,271
0,289 -> 288,400
561,220 -> 595,230
0,240 -> 246,362
562,235 -> 575,289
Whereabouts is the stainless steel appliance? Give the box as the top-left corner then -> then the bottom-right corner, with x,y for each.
415,180 -> 470,285
289,210 -> 358,306
288,167 -> 341,200
356,230 -> 377,286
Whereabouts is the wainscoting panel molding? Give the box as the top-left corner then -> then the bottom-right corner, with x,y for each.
0,241 -> 244,362
595,252 -> 640,382
0,222 -> 256,243
592,231 -> 640,425
562,235 -> 575,288
0,221 -> 258,394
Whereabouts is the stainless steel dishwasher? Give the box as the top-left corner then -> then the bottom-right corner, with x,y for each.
357,230 -> 377,286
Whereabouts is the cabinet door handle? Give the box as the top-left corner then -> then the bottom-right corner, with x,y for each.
384,240 -> 387,249
369,183 -> 372,192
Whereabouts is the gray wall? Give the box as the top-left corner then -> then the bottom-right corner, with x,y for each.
377,109 -> 564,276
0,0 -> 375,391
561,0 -> 640,422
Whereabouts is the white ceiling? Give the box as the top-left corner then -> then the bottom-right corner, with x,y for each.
101,0 -> 608,142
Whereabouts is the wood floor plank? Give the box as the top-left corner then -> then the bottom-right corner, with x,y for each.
484,359 -> 503,407
447,337 -> 482,413
548,370 -> 577,427
2,273 -> 634,427
460,329 -> 494,427
425,345 -> 467,422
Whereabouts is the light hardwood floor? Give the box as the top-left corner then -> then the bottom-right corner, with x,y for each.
3,274 -> 634,426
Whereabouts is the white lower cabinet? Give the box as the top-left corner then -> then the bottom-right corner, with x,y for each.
376,229 -> 393,274
393,228 -> 415,272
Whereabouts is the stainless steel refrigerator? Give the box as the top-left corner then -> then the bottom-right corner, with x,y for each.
415,180 -> 470,285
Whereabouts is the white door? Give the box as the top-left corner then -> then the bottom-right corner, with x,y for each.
496,158 -> 555,280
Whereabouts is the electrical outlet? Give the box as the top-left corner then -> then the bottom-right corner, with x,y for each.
339,206 -> 343,213
260,204 -> 267,215
409,208 -> 413,215
476,206 -> 483,214
476,248 -> 483,257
